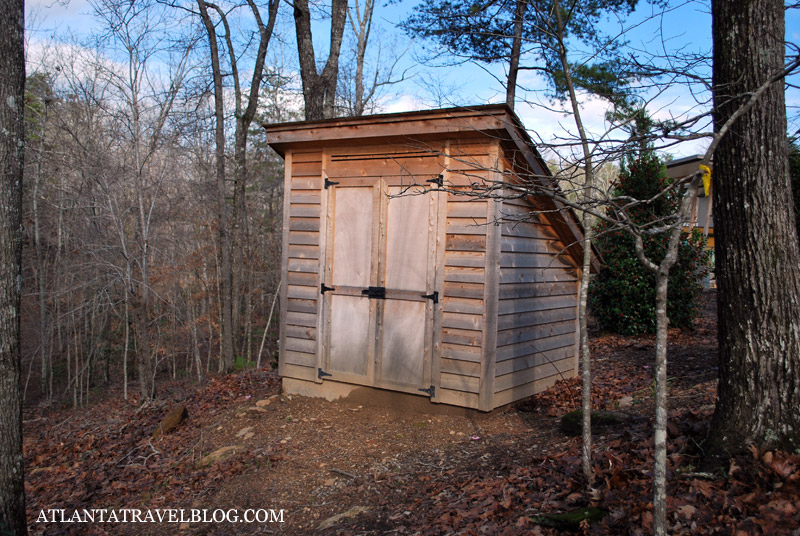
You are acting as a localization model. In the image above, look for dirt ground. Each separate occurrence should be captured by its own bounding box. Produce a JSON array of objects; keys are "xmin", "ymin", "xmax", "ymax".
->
[{"xmin": 24, "ymin": 292, "xmax": 800, "ymax": 535}]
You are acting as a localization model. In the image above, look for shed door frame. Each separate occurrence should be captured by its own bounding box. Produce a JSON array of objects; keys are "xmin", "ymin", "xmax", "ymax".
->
[{"xmin": 318, "ymin": 177, "xmax": 440, "ymax": 397}]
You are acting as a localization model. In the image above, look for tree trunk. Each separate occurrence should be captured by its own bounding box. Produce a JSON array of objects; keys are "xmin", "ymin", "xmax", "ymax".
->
[
  {"xmin": 294, "ymin": 0, "xmax": 348, "ymax": 120},
  {"xmin": 708, "ymin": 0, "xmax": 800, "ymax": 452},
  {"xmin": 0, "ymin": 0, "xmax": 28, "ymax": 532},
  {"xmin": 505, "ymin": 0, "xmax": 526, "ymax": 110},
  {"xmin": 197, "ymin": 0, "xmax": 235, "ymax": 372}
]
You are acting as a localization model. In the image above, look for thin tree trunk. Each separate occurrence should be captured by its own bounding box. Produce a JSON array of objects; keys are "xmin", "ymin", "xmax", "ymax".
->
[
  {"xmin": 0, "ymin": 0, "xmax": 27, "ymax": 530},
  {"xmin": 197, "ymin": 0, "xmax": 235, "ymax": 371},
  {"xmin": 33, "ymin": 99, "xmax": 49, "ymax": 398},
  {"xmin": 553, "ymin": 0, "xmax": 594, "ymax": 484}
]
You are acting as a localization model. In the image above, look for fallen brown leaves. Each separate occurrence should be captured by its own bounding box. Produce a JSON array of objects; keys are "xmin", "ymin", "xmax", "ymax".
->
[{"xmin": 24, "ymin": 371, "xmax": 281, "ymax": 535}]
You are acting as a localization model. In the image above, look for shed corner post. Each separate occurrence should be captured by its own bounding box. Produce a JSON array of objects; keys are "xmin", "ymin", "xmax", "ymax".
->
[
  {"xmin": 315, "ymin": 147, "xmax": 331, "ymax": 384},
  {"xmin": 478, "ymin": 141, "xmax": 502, "ymax": 412}
]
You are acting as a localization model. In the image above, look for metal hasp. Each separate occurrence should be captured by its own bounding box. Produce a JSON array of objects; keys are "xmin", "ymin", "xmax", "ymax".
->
[
  {"xmin": 426, "ymin": 174, "xmax": 444, "ymax": 187},
  {"xmin": 324, "ymin": 178, "xmax": 340, "ymax": 189},
  {"xmin": 419, "ymin": 385, "xmax": 435, "ymax": 397},
  {"xmin": 320, "ymin": 283, "xmax": 335, "ymax": 294},
  {"xmin": 361, "ymin": 286, "xmax": 386, "ymax": 299},
  {"xmin": 421, "ymin": 291, "xmax": 439, "ymax": 304},
  {"xmin": 318, "ymin": 368, "xmax": 332, "ymax": 379}
]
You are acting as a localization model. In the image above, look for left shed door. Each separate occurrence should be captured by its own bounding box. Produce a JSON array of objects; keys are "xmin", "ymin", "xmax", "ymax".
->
[{"xmin": 324, "ymin": 185, "xmax": 377, "ymax": 381}]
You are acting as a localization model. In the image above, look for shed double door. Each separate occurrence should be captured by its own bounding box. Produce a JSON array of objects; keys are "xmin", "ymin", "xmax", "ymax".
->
[{"xmin": 321, "ymin": 180, "xmax": 438, "ymax": 395}]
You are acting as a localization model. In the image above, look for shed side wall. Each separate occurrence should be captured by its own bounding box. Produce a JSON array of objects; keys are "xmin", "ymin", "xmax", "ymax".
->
[
  {"xmin": 282, "ymin": 150, "xmax": 323, "ymax": 382},
  {"xmin": 493, "ymin": 192, "xmax": 579, "ymax": 406}
]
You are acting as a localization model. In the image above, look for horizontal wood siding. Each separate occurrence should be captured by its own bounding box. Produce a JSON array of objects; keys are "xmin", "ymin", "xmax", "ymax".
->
[
  {"xmin": 494, "ymin": 196, "xmax": 578, "ymax": 402},
  {"xmin": 282, "ymin": 150, "xmax": 323, "ymax": 381},
  {"xmin": 438, "ymin": 142, "xmax": 493, "ymax": 401}
]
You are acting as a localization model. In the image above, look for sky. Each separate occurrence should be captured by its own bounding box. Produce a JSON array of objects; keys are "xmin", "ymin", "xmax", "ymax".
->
[{"xmin": 25, "ymin": 0, "xmax": 800, "ymax": 160}]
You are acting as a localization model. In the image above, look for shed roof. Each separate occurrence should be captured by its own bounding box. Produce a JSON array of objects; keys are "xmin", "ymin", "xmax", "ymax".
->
[{"xmin": 264, "ymin": 104, "xmax": 594, "ymax": 270}]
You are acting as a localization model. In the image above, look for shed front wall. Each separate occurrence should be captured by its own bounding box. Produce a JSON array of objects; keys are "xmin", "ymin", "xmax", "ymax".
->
[{"xmin": 278, "ymin": 135, "xmax": 579, "ymax": 410}]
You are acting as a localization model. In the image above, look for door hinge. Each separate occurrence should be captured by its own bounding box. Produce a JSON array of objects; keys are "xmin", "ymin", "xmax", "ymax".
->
[
  {"xmin": 421, "ymin": 291, "xmax": 439, "ymax": 304},
  {"xmin": 426, "ymin": 174, "xmax": 444, "ymax": 187},
  {"xmin": 419, "ymin": 385, "xmax": 435, "ymax": 397},
  {"xmin": 324, "ymin": 178, "xmax": 339, "ymax": 189},
  {"xmin": 318, "ymin": 368, "xmax": 332, "ymax": 379},
  {"xmin": 361, "ymin": 286, "xmax": 386, "ymax": 299},
  {"xmin": 320, "ymin": 283, "xmax": 335, "ymax": 294}
]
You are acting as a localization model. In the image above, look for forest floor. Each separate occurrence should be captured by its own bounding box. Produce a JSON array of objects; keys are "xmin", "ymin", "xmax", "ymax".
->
[{"xmin": 22, "ymin": 292, "xmax": 800, "ymax": 535}]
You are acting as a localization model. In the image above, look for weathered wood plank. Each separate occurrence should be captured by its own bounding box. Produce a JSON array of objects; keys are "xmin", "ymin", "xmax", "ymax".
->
[
  {"xmin": 499, "ymin": 268, "xmax": 578, "ymax": 285},
  {"xmin": 441, "ymin": 342, "xmax": 482, "ymax": 362},
  {"xmin": 498, "ymin": 281, "xmax": 576, "ymax": 300},
  {"xmin": 286, "ymin": 271, "xmax": 317, "ymax": 286},
  {"xmin": 440, "ymin": 372, "xmax": 480, "ymax": 393},
  {"xmin": 291, "ymin": 177, "xmax": 323, "ymax": 190},
  {"xmin": 492, "ymin": 374, "xmax": 564, "ymax": 407},
  {"xmin": 287, "ymin": 258, "xmax": 318, "ymax": 273},
  {"xmin": 437, "ymin": 389, "xmax": 480, "ymax": 409},
  {"xmin": 286, "ymin": 324, "xmax": 316, "ymax": 341},
  {"xmin": 501, "ymin": 222, "xmax": 552, "ymax": 239},
  {"xmin": 287, "ymin": 284, "xmax": 319, "ymax": 300},
  {"xmin": 494, "ymin": 346, "xmax": 575, "ymax": 377},
  {"xmin": 443, "ymin": 281, "xmax": 484, "ymax": 299},
  {"xmin": 286, "ymin": 298, "xmax": 318, "ymax": 314},
  {"xmin": 289, "ymin": 217, "xmax": 320, "ymax": 232},
  {"xmin": 444, "ymin": 266, "xmax": 485, "ymax": 284},
  {"xmin": 288, "ymin": 231, "xmax": 319, "ymax": 246},
  {"xmin": 498, "ymin": 294, "xmax": 576, "ymax": 316},
  {"xmin": 497, "ymin": 306, "xmax": 576, "ymax": 331},
  {"xmin": 446, "ymin": 218, "xmax": 488, "ymax": 236},
  {"xmin": 496, "ymin": 332, "xmax": 577, "ymax": 362},
  {"xmin": 288, "ymin": 245, "xmax": 320, "ymax": 260},
  {"xmin": 284, "ymin": 350, "xmax": 316, "ymax": 367},
  {"xmin": 292, "ymin": 151, "xmax": 322, "ymax": 163},
  {"xmin": 285, "ymin": 311, "xmax": 316, "ymax": 327},
  {"xmin": 446, "ymin": 234, "xmax": 486, "ymax": 252},
  {"xmin": 496, "ymin": 318, "xmax": 576, "ymax": 347},
  {"xmin": 442, "ymin": 296, "xmax": 484, "ymax": 315},
  {"xmin": 447, "ymin": 201, "xmax": 487, "ymax": 219},
  {"xmin": 494, "ymin": 357, "xmax": 575, "ymax": 392},
  {"xmin": 282, "ymin": 362, "xmax": 317, "ymax": 382},
  {"xmin": 445, "ymin": 251, "xmax": 485, "ymax": 268},
  {"xmin": 290, "ymin": 192, "xmax": 321, "ymax": 204},
  {"xmin": 500, "ymin": 236, "xmax": 555, "ymax": 254},
  {"xmin": 442, "ymin": 311, "xmax": 483, "ymax": 331},
  {"xmin": 289, "ymin": 204, "xmax": 321, "ymax": 218},
  {"xmin": 500, "ymin": 253, "xmax": 571, "ymax": 269},
  {"xmin": 292, "ymin": 161, "xmax": 322, "ymax": 177},
  {"xmin": 284, "ymin": 336, "xmax": 316, "ymax": 353},
  {"xmin": 442, "ymin": 327, "xmax": 482, "ymax": 346},
  {"xmin": 441, "ymin": 358, "xmax": 481, "ymax": 377}
]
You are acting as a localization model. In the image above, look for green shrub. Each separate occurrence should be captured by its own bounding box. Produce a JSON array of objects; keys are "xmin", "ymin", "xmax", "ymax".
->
[{"xmin": 589, "ymin": 151, "xmax": 710, "ymax": 335}]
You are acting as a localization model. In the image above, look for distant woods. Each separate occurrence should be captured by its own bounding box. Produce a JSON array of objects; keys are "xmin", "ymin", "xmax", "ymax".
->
[{"xmin": 21, "ymin": 0, "xmax": 399, "ymax": 405}]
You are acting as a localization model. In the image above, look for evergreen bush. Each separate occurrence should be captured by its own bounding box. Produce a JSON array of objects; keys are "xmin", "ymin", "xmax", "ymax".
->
[{"xmin": 589, "ymin": 151, "xmax": 710, "ymax": 335}]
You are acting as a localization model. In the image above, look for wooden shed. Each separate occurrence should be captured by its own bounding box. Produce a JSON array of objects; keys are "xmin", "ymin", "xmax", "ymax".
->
[{"xmin": 266, "ymin": 104, "xmax": 588, "ymax": 411}]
